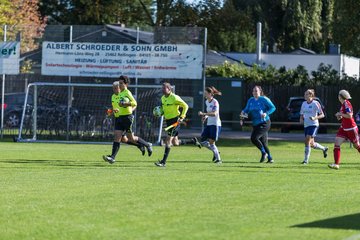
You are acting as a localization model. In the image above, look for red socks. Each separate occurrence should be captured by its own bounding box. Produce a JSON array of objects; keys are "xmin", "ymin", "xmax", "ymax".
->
[{"xmin": 334, "ymin": 145, "xmax": 340, "ymax": 165}]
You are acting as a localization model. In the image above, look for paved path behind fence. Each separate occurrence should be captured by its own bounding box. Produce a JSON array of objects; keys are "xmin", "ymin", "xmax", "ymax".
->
[{"xmin": 180, "ymin": 128, "xmax": 336, "ymax": 143}]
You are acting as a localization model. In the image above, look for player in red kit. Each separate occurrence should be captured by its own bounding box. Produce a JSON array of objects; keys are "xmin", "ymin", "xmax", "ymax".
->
[{"xmin": 329, "ymin": 90, "xmax": 360, "ymax": 169}]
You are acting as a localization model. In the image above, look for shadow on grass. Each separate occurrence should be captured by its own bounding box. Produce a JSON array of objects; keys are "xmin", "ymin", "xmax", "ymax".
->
[
  {"xmin": 217, "ymin": 139, "xmax": 298, "ymax": 147},
  {"xmin": 0, "ymin": 159, "xmax": 110, "ymax": 168},
  {"xmin": 292, "ymin": 213, "xmax": 360, "ymax": 230}
]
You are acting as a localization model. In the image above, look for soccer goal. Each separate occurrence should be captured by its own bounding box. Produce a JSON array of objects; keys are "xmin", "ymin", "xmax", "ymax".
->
[{"xmin": 17, "ymin": 82, "xmax": 165, "ymax": 144}]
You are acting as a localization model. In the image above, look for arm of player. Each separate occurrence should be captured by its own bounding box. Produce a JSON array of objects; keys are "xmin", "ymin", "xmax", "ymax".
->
[
  {"xmin": 336, "ymin": 111, "xmax": 352, "ymax": 119},
  {"xmin": 241, "ymin": 98, "xmax": 251, "ymax": 115},
  {"xmin": 120, "ymin": 91, "xmax": 137, "ymax": 108},
  {"xmin": 175, "ymin": 95, "xmax": 188, "ymax": 119},
  {"xmin": 199, "ymin": 102, "xmax": 218, "ymax": 117},
  {"xmin": 300, "ymin": 115, "xmax": 304, "ymax": 124},
  {"xmin": 310, "ymin": 101, "xmax": 324, "ymax": 120},
  {"xmin": 264, "ymin": 96, "xmax": 276, "ymax": 117},
  {"xmin": 111, "ymin": 100, "xmax": 119, "ymax": 113}
]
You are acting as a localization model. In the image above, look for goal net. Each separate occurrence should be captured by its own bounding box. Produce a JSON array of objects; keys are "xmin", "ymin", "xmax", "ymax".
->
[{"xmin": 17, "ymin": 82, "xmax": 165, "ymax": 144}]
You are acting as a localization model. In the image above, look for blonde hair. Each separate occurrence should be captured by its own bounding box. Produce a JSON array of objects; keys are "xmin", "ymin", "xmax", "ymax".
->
[
  {"xmin": 306, "ymin": 89, "xmax": 315, "ymax": 98},
  {"xmin": 339, "ymin": 89, "xmax": 352, "ymax": 100},
  {"xmin": 113, "ymin": 81, "xmax": 119, "ymax": 87}
]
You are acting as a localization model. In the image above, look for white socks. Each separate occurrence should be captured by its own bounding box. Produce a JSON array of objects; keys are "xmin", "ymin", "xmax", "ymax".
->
[
  {"xmin": 313, "ymin": 142, "xmax": 326, "ymax": 151},
  {"xmin": 304, "ymin": 146, "xmax": 311, "ymax": 162}
]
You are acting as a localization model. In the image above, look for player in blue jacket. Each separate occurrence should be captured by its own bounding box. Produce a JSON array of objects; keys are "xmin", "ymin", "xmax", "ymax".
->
[{"xmin": 241, "ymin": 86, "xmax": 276, "ymax": 163}]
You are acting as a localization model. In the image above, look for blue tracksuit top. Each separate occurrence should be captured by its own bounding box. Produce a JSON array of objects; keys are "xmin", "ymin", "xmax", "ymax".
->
[{"xmin": 242, "ymin": 96, "xmax": 276, "ymax": 126}]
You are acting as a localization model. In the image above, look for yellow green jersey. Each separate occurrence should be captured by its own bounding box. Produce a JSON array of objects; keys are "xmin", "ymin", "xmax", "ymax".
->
[
  {"xmin": 161, "ymin": 93, "xmax": 188, "ymax": 120},
  {"xmin": 111, "ymin": 89, "xmax": 137, "ymax": 117}
]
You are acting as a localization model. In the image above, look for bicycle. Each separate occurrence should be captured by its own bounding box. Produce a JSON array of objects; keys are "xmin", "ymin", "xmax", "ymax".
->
[
  {"xmin": 137, "ymin": 112, "xmax": 153, "ymax": 141},
  {"xmin": 78, "ymin": 113, "xmax": 96, "ymax": 138},
  {"xmin": 101, "ymin": 107, "xmax": 114, "ymax": 139}
]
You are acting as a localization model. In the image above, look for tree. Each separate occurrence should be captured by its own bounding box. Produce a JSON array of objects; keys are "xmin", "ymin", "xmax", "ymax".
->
[
  {"xmin": 39, "ymin": 0, "xmax": 153, "ymax": 26},
  {"xmin": 0, "ymin": 0, "xmax": 46, "ymax": 52},
  {"xmin": 333, "ymin": 0, "xmax": 360, "ymax": 57}
]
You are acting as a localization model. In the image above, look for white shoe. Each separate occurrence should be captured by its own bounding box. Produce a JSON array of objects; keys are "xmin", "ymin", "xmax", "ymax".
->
[{"xmin": 328, "ymin": 163, "xmax": 339, "ymax": 170}]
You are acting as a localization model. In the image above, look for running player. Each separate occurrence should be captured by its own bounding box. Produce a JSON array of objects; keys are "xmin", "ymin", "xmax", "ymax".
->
[
  {"xmin": 329, "ymin": 90, "xmax": 360, "ymax": 169},
  {"xmin": 154, "ymin": 82, "xmax": 201, "ymax": 167},
  {"xmin": 241, "ymin": 86, "xmax": 276, "ymax": 163},
  {"xmin": 103, "ymin": 75, "xmax": 152, "ymax": 164},
  {"xmin": 198, "ymin": 86, "xmax": 222, "ymax": 164},
  {"xmin": 300, "ymin": 89, "xmax": 328, "ymax": 164}
]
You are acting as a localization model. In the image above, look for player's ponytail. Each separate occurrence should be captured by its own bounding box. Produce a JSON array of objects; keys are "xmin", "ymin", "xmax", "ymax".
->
[{"xmin": 206, "ymin": 86, "xmax": 222, "ymax": 96}]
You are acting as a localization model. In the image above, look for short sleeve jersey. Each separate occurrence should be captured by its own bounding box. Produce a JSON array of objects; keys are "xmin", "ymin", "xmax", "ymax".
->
[
  {"xmin": 111, "ymin": 89, "xmax": 137, "ymax": 117},
  {"xmin": 205, "ymin": 98, "xmax": 221, "ymax": 126},
  {"xmin": 340, "ymin": 99, "xmax": 357, "ymax": 130},
  {"xmin": 300, "ymin": 100, "xmax": 323, "ymax": 128}
]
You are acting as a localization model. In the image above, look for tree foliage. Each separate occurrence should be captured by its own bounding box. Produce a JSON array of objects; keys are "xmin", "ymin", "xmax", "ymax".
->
[
  {"xmin": 0, "ymin": 0, "xmax": 46, "ymax": 52},
  {"xmin": 333, "ymin": 0, "xmax": 360, "ymax": 57},
  {"xmin": 206, "ymin": 62, "xmax": 358, "ymax": 86},
  {"xmin": 39, "ymin": 0, "xmax": 153, "ymax": 26}
]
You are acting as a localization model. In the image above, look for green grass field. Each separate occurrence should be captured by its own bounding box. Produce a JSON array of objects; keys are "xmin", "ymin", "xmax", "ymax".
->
[{"xmin": 1, "ymin": 139, "xmax": 360, "ymax": 240}]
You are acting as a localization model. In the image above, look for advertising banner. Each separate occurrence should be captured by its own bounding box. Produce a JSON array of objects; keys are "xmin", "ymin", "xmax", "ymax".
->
[
  {"xmin": 42, "ymin": 42, "xmax": 203, "ymax": 79},
  {"xmin": 0, "ymin": 41, "xmax": 20, "ymax": 75}
]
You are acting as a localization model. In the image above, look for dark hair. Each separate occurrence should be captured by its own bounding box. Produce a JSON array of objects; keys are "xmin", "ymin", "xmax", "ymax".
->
[
  {"xmin": 205, "ymin": 86, "xmax": 222, "ymax": 96},
  {"xmin": 119, "ymin": 75, "xmax": 130, "ymax": 85},
  {"xmin": 253, "ymin": 85, "xmax": 264, "ymax": 96},
  {"xmin": 162, "ymin": 82, "xmax": 172, "ymax": 92}
]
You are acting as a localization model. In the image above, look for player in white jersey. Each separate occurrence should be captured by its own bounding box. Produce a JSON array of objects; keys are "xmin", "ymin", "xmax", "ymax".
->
[
  {"xmin": 300, "ymin": 89, "xmax": 328, "ymax": 164},
  {"xmin": 198, "ymin": 86, "xmax": 222, "ymax": 163}
]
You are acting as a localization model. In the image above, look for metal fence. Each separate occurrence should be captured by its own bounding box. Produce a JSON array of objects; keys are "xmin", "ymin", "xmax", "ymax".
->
[{"xmin": 0, "ymin": 25, "xmax": 207, "ymax": 140}]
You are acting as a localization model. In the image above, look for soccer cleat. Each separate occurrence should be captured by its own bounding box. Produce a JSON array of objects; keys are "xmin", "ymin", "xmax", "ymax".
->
[
  {"xmin": 103, "ymin": 155, "xmax": 115, "ymax": 164},
  {"xmin": 154, "ymin": 161, "xmax": 166, "ymax": 167},
  {"xmin": 138, "ymin": 145, "xmax": 146, "ymax": 156},
  {"xmin": 193, "ymin": 137, "xmax": 202, "ymax": 149},
  {"xmin": 212, "ymin": 151, "xmax": 221, "ymax": 162},
  {"xmin": 323, "ymin": 147, "xmax": 328, "ymax": 158},
  {"xmin": 146, "ymin": 143, "xmax": 153, "ymax": 157},
  {"xmin": 302, "ymin": 160, "xmax": 308, "ymax": 164},
  {"xmin": 266, "ymin": 159, "xmax": 274, "ymax": 164},
  {"xmin": 260, "ymin": 153, "xmax": 268, "ymax": 163},
  {"xmin": 328, "ymin": 163, "xmax": 339, "ymax": 170},
  {"xmin": 214, "ymin": 159, "xmax": 222, "ymax": 164}
]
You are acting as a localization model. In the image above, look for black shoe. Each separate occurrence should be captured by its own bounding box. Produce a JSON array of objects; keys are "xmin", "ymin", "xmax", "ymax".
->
[
  {"xmin": 154, "ymin": 161, "xmax": 166, "ymax": 167},
  {"xmin": 138, "ymin": 145, "xmax": 146, "ymax": 156},
  {"xmin": 323, "ymin": 147, "xmax": 328, "ymax": 158},
  {"xmin": 266, "ymin": 159, "xmax": 274, "ymax": 164},
  {"xmin": 260, "ymin": 153, "xmax": 268, "ymax": 163},
  {"xmin": 214, "ymin": 159, "xmax": 222, "ymax": 164},
  {"xmin": 192, "ymin": 137, "xmax": 202, "ymax": 149},
  {"xmin": 103, "ymin": 155, "xmax": 115, "ymax": 164},
  {"xmin": 146, "ymin": 143, "xmax": 153, "ymax": 157}
]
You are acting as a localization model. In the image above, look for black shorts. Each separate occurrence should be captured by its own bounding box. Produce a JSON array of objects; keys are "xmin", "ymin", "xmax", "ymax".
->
[
  {"xmin": 114, "ymin": 114, "xmax": 134, "ymax": 132},
  {"xmin": 166, "ymin": 117, "xmax": 180, "ymax": 137}
]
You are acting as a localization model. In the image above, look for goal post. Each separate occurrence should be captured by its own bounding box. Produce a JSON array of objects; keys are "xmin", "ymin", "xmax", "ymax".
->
[{"xmin": 17, "ymin": 82, "xmax": 166, "ymax": 144}]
